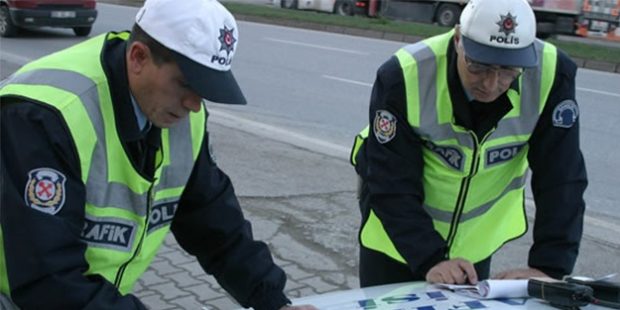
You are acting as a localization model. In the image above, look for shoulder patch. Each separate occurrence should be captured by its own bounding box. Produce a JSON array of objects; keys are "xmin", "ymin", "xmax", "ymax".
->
[
  {"xmin": 373, "ymin": 110, "xmax": 397, "ymax": 144},
  {"xmin": 552, "ymin": 100, "xmax": 579, "ymax": 128},
  {"xmin": 24, "ymin": 168, "xmax": 67, "ymax": 215}
]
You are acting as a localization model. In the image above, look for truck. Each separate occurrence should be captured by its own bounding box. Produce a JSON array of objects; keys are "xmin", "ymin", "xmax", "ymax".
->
[
  {"xmin": 363, "ymin": 0, "xmax": 583, "ymax": 37},
  {"xmin": 277, "ymin": 0, "xmax": 371, "ymax": 16},
  {"xmin": 277, "ymin": 0, "xmax": 620, "ymax": 38},
  {"xmin": 577, "ymin": 0, "xmax": 620, "ymax": 40}
]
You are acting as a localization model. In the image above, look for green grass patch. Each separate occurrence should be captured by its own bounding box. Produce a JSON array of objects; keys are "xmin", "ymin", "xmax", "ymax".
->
[
  {"xmin": 547, "ymin": 39, "xmax": 620, "ymax": 63},
  {"xmin": 223, "ymin": 2, "xmax": 620, "ymax": 64},
  {"xmin": 223, "ymin": 2, "xmax": 449, "ymax": 37}
]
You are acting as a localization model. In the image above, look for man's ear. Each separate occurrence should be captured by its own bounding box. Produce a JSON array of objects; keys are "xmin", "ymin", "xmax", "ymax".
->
[
  {"xmin": 454, "ymin": 25, "xmax": 461, "ymax": 47},
  {"xmin": 126, "ymin": 41, "xmax": 151, "ymax": 74}
]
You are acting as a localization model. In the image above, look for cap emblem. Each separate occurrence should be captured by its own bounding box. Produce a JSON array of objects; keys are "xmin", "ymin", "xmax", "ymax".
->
[
  {"xmin": 496, "ymin": 13, "xmax": 518, "ymax": 36},
  {"xmin": 490, "ymin": 12, "xmax": 520, "ymax": 45},
  {"xmin": 218, "ymin": 26, "xmax": 236, "ymax": 56}
]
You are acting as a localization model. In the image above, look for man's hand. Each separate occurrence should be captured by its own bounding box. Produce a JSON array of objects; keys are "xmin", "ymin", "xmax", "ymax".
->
[
  {"xmin": 493, "ymin": 267, "xmax": 549, "ymax": 279},
  {"xmin": 279, "ymin": 304, "xmax": 319, "ymax": 310},
  {"xmin": 425, "ymin": 258, "xmax": 478, "ymax": 284}
]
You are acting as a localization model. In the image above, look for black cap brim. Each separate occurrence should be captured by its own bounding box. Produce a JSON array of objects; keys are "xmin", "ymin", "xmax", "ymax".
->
[
  {"xmin": 462, "ymin": 35, "xmax": 538, "ymax": 68},
  {"xmin": 172, "ymin": 51, "xmax": 247, "ymax": 105}
]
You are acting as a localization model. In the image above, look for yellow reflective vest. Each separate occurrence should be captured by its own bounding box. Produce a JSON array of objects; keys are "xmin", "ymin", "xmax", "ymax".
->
[
  {"xmin": 0, "ymin": 32, "xmax": 206, "ymax": 296},
  {"xmin": 352, "ymin": 30, "xmax": 557, "ymax": 265}
]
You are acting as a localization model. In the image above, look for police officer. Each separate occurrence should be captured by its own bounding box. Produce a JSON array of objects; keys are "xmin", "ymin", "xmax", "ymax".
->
[
  {"xmin": 351, "ymin": 0, "xmax": 587, "ymax": 286},
  {"xmin": 0, "ymin": 0, "xmax": 316, "ymax": 309}
]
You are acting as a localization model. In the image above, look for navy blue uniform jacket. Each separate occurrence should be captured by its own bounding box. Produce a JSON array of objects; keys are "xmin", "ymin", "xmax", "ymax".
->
[
  {"xmin": 355, "ymin": 37, "xmax": 588, "ymax": 279},
  {"xmin": 1, "ymin": 36, "xmax": 290, "ymax": 310}
]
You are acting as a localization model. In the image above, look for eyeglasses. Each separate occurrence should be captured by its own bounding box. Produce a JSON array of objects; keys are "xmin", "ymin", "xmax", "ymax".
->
[{"xmin": 464, "ymin": 55, "xmax": 523, "ymax": 81}]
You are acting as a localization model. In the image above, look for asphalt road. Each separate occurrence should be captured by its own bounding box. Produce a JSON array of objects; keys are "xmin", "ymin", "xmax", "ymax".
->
[{"xmin": 1, "ymin": 3, "xmax": 619, "ymax": 308}]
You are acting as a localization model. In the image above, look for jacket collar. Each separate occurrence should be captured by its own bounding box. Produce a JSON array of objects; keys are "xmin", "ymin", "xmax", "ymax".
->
[{"xmin": 102, "ymin": 33, "xmax": 148, "ymax": 143}]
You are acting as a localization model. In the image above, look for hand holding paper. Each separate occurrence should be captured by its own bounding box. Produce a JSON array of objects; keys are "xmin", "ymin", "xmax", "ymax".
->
[{"xmin": 435, "ymin": 279, "xmax": 529, "ymax": 299}]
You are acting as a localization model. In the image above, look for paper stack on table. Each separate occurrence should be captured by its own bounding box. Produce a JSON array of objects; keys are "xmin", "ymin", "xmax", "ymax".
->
[{"xmin": 435, "ymin": 279, "xmax": 529, "ymax": 299}]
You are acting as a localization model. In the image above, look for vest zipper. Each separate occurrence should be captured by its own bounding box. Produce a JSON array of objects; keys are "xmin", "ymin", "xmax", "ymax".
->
[
  {"xmin": 113, "ymin": 182, "xmax": 155, "ymax": 288},
  {"xmin": 444, "ymin": 129, "xmax": 495, "ymax": 256}
]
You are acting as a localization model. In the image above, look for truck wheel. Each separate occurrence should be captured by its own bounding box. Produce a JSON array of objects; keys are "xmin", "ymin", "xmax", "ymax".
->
[
  {"xmin": 436, "ymin": 3, "xmax": 462, "ymax": 27},
  {"xmin": 0, "ymin": 5, "xmax": 19, "ymax": 37},
  {"xmin": 280, "ymin": 0, "xmax": 297, "ymax": 9},
  {"xmin": 73, "ymin": 26, "xmax": 92, "ymax": 37},
  {"xmin": 334, "ymin": 0, "xmax": 354, "ymax": 16}
]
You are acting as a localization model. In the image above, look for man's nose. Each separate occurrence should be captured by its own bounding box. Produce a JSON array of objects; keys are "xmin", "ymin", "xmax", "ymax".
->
[
  {"xmin": 183, "ymin": 93, "xmax": 202, "ymax": 112},
  {"xmin": 481, "ymin": 70, "xmax": 500, "ymax": 89}
]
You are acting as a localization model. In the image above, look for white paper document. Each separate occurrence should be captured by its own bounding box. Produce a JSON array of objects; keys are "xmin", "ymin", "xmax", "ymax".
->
[{"xmin": 435, "ymin": 279, "xmax": 529, "ymax": 299}]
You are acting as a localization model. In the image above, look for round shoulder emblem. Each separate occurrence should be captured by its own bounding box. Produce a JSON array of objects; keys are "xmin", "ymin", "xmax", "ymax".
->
[
  {"xmin": 24, "ymin": 168, "xmax": 67, "ymax": 215},
  {"xmin": 552, "ymin": 99, "xmax": 579, "ymax": 128},
  {"xmin": 373, "ymin": 110, "xmax": 397, "ymax": 144}
]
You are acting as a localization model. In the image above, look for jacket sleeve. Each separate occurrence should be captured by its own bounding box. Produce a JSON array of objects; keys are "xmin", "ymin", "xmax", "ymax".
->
[
  {"xmin": 170, "ymin": 117, "xmax": 290, "ymax": 310},
  {"xmin": 0, "ymin": 101, "xmax": 146, "ymax": 309},
  {"xmin": 358, "ymin": 57, "xmax": 447, "ymax": 277},
  {"xmin": 527, "ymin": 50, "xmax": 588, "ymax": 279}
]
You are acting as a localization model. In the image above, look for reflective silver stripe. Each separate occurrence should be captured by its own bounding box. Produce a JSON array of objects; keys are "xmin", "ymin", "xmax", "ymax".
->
[
  {"xmin": 432, "ymin": 123, "xmax": 473, "ymax": 148},
  {"xmin": 4, "ymin": 68, "xmax": 195, "ymax": 216},
  {"xmin": 402, "ymin": 43, "xmax": 473, "ymax": 148},
  {"xmin": 153, "ymin": 196, "xmax": 182, "ymax": 206},
  {"xmin": 4, "ymin": 69, "xmax": 149, "ymax": 214},
  {"xmin": 423, "ymin": 173, "xmax": 528, "ymax": 223},
  {"xmin": 3, "ymin": 68, "xmax": 95, "ymax": 97},
  {"xmin": 156, "ymin": 120, "xmax": 195, "ymax": 191},
  {"xmin": 406, "ymin": 43, "xmax": 437, "ymax": 131},
  {"xmin": 0, "ymin": 74, "xmax": 15, "ymax": 89},
  {"xmin": 493, "ymin": 40, "xmax": 545, "ymax": 138},
  {"xmin": 402, "ymin": 40, "xmax": 547, "ymax": 147}
]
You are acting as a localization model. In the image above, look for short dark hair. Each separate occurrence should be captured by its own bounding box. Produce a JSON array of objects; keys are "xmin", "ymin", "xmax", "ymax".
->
[{"xmin": 127, "ymin": 24, "xmax": 174, "ymax": 65}]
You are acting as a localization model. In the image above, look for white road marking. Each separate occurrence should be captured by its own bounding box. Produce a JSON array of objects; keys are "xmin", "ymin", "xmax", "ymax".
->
[
  {"xmin": 577, "ymin": 87, "xmax": 620, "ymax": 98},
  {"xmin": 264, "ymin": 37, "xmax": 369, "ymax": 55},
  {"xmin": 323, "ymin": 75, "xmax": 373, "ymax": 87},
  {"xmin": 578, "ymin": 67, "xmax": 620, "ymax": 77},
  {"xmin": 0, "ymin": 53, "xmax": 31, "ymax": 66},
  {"xmin": 322, "ymin": 75, "xmax": 620, "ymax": 99}
]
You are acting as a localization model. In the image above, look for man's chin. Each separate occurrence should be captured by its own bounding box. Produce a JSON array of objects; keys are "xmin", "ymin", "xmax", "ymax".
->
[
  {"xmin": 474, "ymin": 93, "xmax": 501, "ymax": 103},
  {"xmin": 151, "ymin": 119, "xmax": 173, "ymax": 128},
  {"xmin": 153, "ymin": 114, "xmax": 185, "ymax": 128}
]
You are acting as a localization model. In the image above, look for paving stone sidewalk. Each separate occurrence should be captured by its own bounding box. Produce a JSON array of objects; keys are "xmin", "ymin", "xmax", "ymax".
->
[
  {"xmin": 135, "ymin": 203, "xmax": 358, "ymax": 310},
  {"xmin": 135, "ymin": 119, "xmax": 620, "ymax": 309},
  {"xmin": 135, "ymin": 122, "xmax": 360, "ymax": 310}
]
